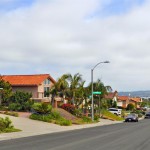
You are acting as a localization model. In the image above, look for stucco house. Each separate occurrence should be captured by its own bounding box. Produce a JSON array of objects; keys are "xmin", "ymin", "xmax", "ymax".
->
[
  {"xmin": 117, "ymin": 96, "xmax": 129, "ymax": 108},
  {"xmin": 117, "ymin": 96, "xmax": 142, "ymax": 108},
  {"xmin": 2, "ymin": 74, "xmax": 56, "ymax": 102},
  {"xmin": 104, "ymin": 91, "xmax": 142, "ymax": 108},
  {"xmin": 104, "ymin": 91, "xmax": 118, "ymax": 102}
]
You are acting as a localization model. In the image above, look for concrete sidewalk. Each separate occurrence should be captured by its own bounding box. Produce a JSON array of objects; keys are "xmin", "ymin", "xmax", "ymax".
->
[{"xmin": 0, "ymin": 114, "xmax": 123, "ymax": 141}]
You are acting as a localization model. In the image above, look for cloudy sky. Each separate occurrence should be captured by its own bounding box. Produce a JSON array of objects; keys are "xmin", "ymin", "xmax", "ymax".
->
[{"xmin": 0, "ymin": 0, "xmax": 150, "ymax": 91}]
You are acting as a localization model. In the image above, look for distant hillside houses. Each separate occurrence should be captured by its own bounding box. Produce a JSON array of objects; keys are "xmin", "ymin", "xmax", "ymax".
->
[{"xmin": 105, "ymin": 91, "xmax": 142, "ymax": 109}]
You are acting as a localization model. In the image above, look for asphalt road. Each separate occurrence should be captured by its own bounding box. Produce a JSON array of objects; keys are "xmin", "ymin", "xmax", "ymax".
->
[{"xmin": 0, "ymin": 119, "xmax": 150, "ymax": 150}]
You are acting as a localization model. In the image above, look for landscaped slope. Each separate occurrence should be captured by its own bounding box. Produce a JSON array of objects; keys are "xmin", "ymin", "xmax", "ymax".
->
[
  {"xmin": 54, "ymin": 108, "xmax": 80, "ymax": 123},
  {"xmin": 101, "ymin": 110, "xmax": 124, "ymax": 121}
]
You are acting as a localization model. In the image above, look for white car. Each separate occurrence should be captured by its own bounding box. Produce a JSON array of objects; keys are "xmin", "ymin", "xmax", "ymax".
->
[{"xmin": 108, "ymin": 108, "xmax": 122, "ymax": 115}]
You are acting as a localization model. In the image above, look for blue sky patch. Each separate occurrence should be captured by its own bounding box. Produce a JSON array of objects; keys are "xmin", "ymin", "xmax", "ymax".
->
[
  {"xmin": 0, "ymin": 0, "xmax": 35, "ymax": 12},
  {"xmin": 88, "ymin": 0, "xmax": 145, "ymax": 19}
]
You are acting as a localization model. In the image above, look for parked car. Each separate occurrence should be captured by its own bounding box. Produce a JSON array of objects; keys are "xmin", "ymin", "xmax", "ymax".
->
[
  {"xmin": 144, "ymin": 112, "xmax": 150, "ymax": 119},
  {"xmin": 108, "ymin": 108, "xmax": 122, "ymax": 115},
  {"xmin": 125, "ymin": 113, "xmax": 138, "ymax": 122}
]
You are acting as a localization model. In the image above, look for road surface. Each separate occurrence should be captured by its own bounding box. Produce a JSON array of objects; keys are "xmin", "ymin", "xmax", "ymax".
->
[{"xmin": 0, "ymin": 119, "xmax": 150, "ymax": 150}]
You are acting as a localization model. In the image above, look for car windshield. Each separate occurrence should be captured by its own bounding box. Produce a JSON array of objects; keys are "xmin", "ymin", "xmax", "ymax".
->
[
  {"xmin": 127, "ymin": 114, "xmax": 135, "ymax": 117},
  {"xmin": 109, "ymin": 109, "xmax": 118, "ymax": 111}
]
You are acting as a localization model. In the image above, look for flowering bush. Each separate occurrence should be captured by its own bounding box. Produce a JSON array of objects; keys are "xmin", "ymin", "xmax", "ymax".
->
[{"xmin": 61, "ymin": 104, "xmax": 75, "ymax": 114}]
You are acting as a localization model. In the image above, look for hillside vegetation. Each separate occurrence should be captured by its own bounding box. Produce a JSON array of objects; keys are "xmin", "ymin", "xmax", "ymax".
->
[{"xmin": 101, "ymin": 110, "xmax": 124, "ymax": 121}]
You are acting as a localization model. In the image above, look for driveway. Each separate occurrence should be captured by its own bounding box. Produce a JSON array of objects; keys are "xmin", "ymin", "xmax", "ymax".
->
[{"xmin": 0, "ymin": 114, "xmax": 123, "ymax": 141}]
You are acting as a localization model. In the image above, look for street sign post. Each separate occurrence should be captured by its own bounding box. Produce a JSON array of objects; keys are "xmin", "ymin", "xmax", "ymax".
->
[
  {"xmin": 92, "ymin": 91, "xmax": 102, "ymax": 118},
  {"xmin": 93, "ymin": 91, "xmax": 101, "ymax": 95}
]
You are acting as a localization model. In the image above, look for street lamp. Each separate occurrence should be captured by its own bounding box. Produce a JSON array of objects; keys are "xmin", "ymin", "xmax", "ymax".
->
[{"xmin": 91, "ymin": 61, "xmax": 110, "ymax": 121}]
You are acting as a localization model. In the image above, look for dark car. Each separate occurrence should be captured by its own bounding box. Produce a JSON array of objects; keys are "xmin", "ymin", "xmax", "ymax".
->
[
  {"xmin": 145, "ymin": 112, "xmax": 150, "ymax": 119},
  {"xmin": 125, "ymin": 114, "xmax": 138, "ymax": 122}
]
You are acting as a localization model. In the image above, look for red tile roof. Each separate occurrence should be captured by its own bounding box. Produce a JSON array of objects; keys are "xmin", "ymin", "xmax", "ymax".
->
[
  {"xmin": 104, "ymin": 91, "xmax": 118, "ymax": 99},
  {"xmin": 2, "ymin": 74, "xmax": 56, "ymax": 86},
  {"xmin": 130, "ymin": 97, "xmax": 141, "ymax": 102},
  {"xmin": 118, "ymin": 96, "xmax": 129, "ymax": 101},
  {"xmin": 118, "ymin": 96, "xmax": 142, "ymax": 102},
  {"xmin": 105, "ymin": 93, "xmax": 115, "ymax": 99}
]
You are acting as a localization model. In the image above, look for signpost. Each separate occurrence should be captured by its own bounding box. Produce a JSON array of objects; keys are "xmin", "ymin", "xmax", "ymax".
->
[
  {"xmin": 92, "ymin": 91, "xmax": 101, "ymax": 118},
  {"xmin": 93, "ymin": 91, "xmax": 101, "ymax": 95}
]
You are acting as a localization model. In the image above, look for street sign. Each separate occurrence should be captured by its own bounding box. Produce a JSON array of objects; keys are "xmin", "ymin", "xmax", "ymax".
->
[{"xmin": 93, "ymin": 91, "xmax": 101, "ymax": 95}]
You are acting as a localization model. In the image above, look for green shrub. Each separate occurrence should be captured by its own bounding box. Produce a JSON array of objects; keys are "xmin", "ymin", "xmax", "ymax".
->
[
  {"xmin": 0, "ymin": 77, "xmax": 12, "ymax": 106},
  {"xmin": 51, "ymin": 110, "xmax": 61, "ymax": 120},
  {"xmin": 30, "ymin": 110, "xmax": 72, "ymax": 126},
  {"xmin": 0, "ymin": 116, "xmax": 21, "ymax": 133},
  {"xmin": 94, "ymin": 114, "xmax": 100, "ymax": 122},
  {"xmin": 55, "ymin": 118, "xmax": 72, "ymax": 126},
  {"xmin": 23, "ymin": 100, "xmax": 34, "ymax": 111},
  {"xmin": 82, "ymin": 116, "xmax": 92, "ymax": 123},
  {"xmin": 74, "ymin": 109, "xmax": 82, "ymax": 117},
  {"xmin": 32, "ymin": 103, "xmax": 52, "ymax": 114},
  {"xmin": 29, "ymin": 114, "xmax": 53, "ymax": 122},
  {"xmin": 2, "ymin": 128, "xmax": 21, "ymax": 133},
  {"xmin": 0, "ymin": 106, "xmax": 8, "ymax": 111},
  {"xmin": 8, "ymin": 103, "xmax": 21, "ymax": 111},
  {"xmin": 127, "ymin": 103, "xmax": 135, "ymax": 111},
  {"xmin": 4, "ymin": 111, "xmax": 19, "ymax": 117},
  {"xmin": 9, "ymin": 91, "xmax": 33, "ymax": 111},
  {"xmin": 0, "ymin": 117, "xmax": 13, "ymax": 132}
]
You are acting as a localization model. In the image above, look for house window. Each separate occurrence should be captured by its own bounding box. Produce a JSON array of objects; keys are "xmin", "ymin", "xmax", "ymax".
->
[
  {"xmin": 44, "ymin": 79, "xmax": 50, "ymax": 85},
  {"xmin": 44, "ymin": 87, "xmax": 50, "ymax": 97}
]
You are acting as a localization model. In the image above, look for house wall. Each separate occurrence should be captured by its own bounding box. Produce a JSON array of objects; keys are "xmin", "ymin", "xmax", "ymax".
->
[
  {"xmin": 11, "ymin": 78, "xmax": 55, "ymax": 100},
  {"xmin": 12, "ymin": 86, "xmax": 38, "ymax": 98},
  {"xmin": 38, "ymin": 84, "xmax": 44, "ymax": 99},
  {"xmin": 117, "ymin": 101, "xmax": 123, "ymax": 107},
  {"xmin": 113, "ymin": 96, "xmax": 117, "ymax": 102},
  {"xmin": 37, "ymin": 79, "xmax": 55, "ymax": 99}
]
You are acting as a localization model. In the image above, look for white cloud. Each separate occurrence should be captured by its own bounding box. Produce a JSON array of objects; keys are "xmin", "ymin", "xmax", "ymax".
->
[{"xmin": 0, "ymin": 0, "xmax": 150, "ymax": 91}]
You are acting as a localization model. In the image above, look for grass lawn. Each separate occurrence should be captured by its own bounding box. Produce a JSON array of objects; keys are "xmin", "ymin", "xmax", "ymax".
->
[
  {"xmin": 0, "ymin": 116, "xmax": 21, "ymax": 134},
  {"xmin": 0, "ymin": 128, "xmax": 21, "ymax": 133},
  {"xmin": 101, "ymin": 109, "xmax": 124, "ymax": 121}
]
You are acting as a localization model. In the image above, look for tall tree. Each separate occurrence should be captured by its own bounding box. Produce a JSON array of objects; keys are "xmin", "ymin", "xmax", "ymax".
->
[
  {"xmin": 88, "ymin": 79, "xmax": 112, "ymax": 111},
  {"xmin": 66, "ymin": 73, "xmax": 83, "ymax": 105},
  {"xmin": 50, "ymin": 74, "xmax": 69, "ymax": 106},
  {"xmin": 0, "ymin": 76, "xmax": 12, "ymax": 106},
  {"xmin": 73, "ymin": 80, "xmax": 86, "ymax": 108}
]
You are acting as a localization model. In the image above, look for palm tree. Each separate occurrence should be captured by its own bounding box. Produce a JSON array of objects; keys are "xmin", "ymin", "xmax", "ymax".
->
[
  {"xmin": 88, "ymin": 79, "xmax": 112, "ymax": 114},
  {"xmin": 50, "ymin": 74, "xmax": 69, "ymax": 106},
  {"xmin": 56, "ymin": 74, "xmax": 69, "ymax": 102},
  {"xmin": 88, "ymin": 79, "xmax": 112, "ymax": 98},
  {"xmin": 49, "ymin": 83, "xmax": 58, "ymax": 106},
  {"xmin": 73, "ymin": 80, "xmax": 86, "ymax": 108},
  {"xmin": 66, "ymin": 73, "xmax": 83, "ymax": 105}
]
